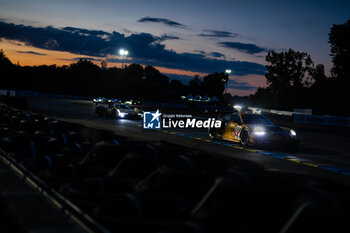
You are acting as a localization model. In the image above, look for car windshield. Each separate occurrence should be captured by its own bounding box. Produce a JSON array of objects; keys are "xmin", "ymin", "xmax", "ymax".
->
[{"xmin": 241, "ymin": 114, "xmax": 274, "ymax": 125}]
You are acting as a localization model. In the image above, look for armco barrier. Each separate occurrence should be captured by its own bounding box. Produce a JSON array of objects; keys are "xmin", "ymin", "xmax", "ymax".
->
[
  {"xmin": 293, "ymin": 108, "xmax": 312, "ymax": 114},
  {"xmin": 0, "ymin": 89, "xmax": 16, "ymax": 96},
  {"xmin": 248, "ymin": 107, "xmax": 312, "ymax": 116},
  {"xmin": 293, "ymin": 114, "xmax": 350, "ymax": 127},
  {"xmin": 0, "ymin": 89, "xmax": 91, "ymax": 100},
  {"xmin": 1, "ymin": 89, "xmax": 38, "ymax": 97},
  {"xmin": 248, "ymin": 107, "xmax": 295, "ymax": 116},
  {"xmin": 14, "ymin": 90, "xmax": 39, "ymax": 97},
  {"xmin": 248, "ymin": 106, "xmax": 349, "ymax": 127}
]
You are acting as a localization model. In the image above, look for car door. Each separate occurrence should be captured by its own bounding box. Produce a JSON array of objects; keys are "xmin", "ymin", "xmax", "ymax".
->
[
  {"xmin": 216, "ymin": 114, "xmax": 231, "ymax": 137},
  {"xmin": 222, "ymin": 114, "xmax": 242, "ymax": 142}
]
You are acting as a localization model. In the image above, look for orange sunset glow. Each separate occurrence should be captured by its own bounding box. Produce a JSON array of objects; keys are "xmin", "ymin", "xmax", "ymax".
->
[{"xmin": 1, "ymin": 38, "xmax": 203, "ymax": 76}]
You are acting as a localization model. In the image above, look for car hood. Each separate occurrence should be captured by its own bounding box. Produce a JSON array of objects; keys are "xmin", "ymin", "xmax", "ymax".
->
[
  {"xmin": 248, "ymin": 124, "xmax": 291, "ymax": 137},
  {"xmin": 119, "ymin": 108, "xmax": 137, "ymax": 114}
]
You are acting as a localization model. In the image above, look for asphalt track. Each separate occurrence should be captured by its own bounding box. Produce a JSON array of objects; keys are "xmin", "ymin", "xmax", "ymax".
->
[{"xmin": 27, "ymin": 98, "xmax": 350, "ymax": 185}]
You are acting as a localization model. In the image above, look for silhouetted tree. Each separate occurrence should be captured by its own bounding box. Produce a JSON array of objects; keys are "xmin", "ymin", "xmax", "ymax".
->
[
  {"xmin": 125, "ymin": 63, "xmax": 144, "ymax": 81},
  {"xmin": 201, "ymin": 72, "xmax": 226, "ymax": 98},
  {"xmin": 307, "ymin": 64, "xmax": 334, "ymax": 114},
  {"xmin": 223, "ymin": 92, "xmax": 233, "ymax": 105},
  {"xmin": 100, "ymin": 60, "xmax": 107, "ymax": 70},
  {"xmin": 265, "ymin": 49, "xmax": 314, "ymax": 109},
  {"xmin": 265, "ymin": 49, "xmax": 314, "ymax": 89},
  {"xmin": 188, "ymin": 75, "xmax": 201, "ymax": 95},
  {"xmin": 0, "ymin": 49, "xmax": 12, "ymax": 67},
  {"xmin": 328, "ymin": 19, "xmax": 350, "ymax": 115},
  {"xmin": 144, "ymin": 65, "xmax": 168, "ymax": 84},
  {"xmin": 329, "ymin": 19, "xmax": 350, "ymax": 81},
  {"xmin": 69, "ymin": 59, "xmax": 100, "ymax": 72},
  {"xmin": 310, "ymin": 64, "xmax": 327, "ymax": 87},
  {"xmin": 0, "ymin": 49, "xmax": 16, "ymax": 89},
  {"xmin": 169, "ymin": 80, "xmax": 186, "ymax": 98}
]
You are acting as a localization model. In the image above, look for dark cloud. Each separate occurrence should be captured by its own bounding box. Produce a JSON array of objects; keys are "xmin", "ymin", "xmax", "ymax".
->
[
  {"xmin": 0, "ymin": 21, "xmax": 115, "ymax": 57},
  {"xmin": 0, "ymin": 21, "xmax": 266, "ymax": 76},
  {"xmin": 227, "ymin": 79, "xmax": 256, "ymax": 91},
  {"xmin": 158, "ymin": 34, "xmax": 180, "ymax": 41},
  {"xmin": 194, "ymin": 50, "xmax": 225, "ymax": 58},
  {"xmin": 7, "ymin": 40, "xmax": 23, "ymax": 46},
  {"xmin": 194, "ymin": 50, "xmax": 206, "ymax": 54},
  {"xmin": 16, "ymin": 50, "xmax": 47, "ymax": 56},
  {"xmin": 255, "ymin": 55, "xmax": 264, "ymax": 58},
  {"xmin": 60, "ymin": 57, "xmax": 102, "ymax": 61},
  {"xmin": 62, "ymin": 27, "xmax": 110, "ymax": 36},
  {"xmin": 218, "ymin": 41, "xmax": 268, "ymax": 54},
  {"xmin": 137, "ymin": 17, "xmax": 186, "ymax": 28},
  {"xmin": 208, "ymin": 52, "xmax": 225, "ymax": 58},
  {"xmin": 198, "ymin": 30, "xmax": 237, "ymax": 38}
]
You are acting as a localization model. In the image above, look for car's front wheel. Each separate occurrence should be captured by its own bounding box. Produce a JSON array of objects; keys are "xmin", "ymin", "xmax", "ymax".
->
[
  {"xmin": 208, "ymin": 127, "xmax": 218, "ymax": 139},
  {"xmin": 240, "ymin": 128, "xmax": 250, "ymax": 146}
]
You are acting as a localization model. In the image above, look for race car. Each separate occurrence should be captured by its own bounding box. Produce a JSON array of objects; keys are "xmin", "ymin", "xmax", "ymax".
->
[
  {"xmin": 93, "ymin": 97, "xmax": 118, "ymax": 105},
  {"xmin": 93, "ymin": 97, "xmax": 106, "ymax": 104},
  {"xmin": 208, "ymin": 113, "xmax": 298, "ymax": 147},
  {"xmin": 95, "ymin": 103, "xmax": 142, "ymax": 119}
]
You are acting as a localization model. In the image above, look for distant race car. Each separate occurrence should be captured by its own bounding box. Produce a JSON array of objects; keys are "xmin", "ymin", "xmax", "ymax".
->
[
  {"xmin": 93, "ymin": 97, "xmax": 119, "ymax": 104},
  {"xmin": 208, "ymin": 113, "xmax": 298, "ymax": 147},
  {"xmin": 106, "ymin": 98, "xmax": 118, "ymax": 103},
  {"xmin": 93, "ymin": 97, "xmax": 106, "ymax": 104},
  {"xmin": 95, "ymin": 103, "xmax": 142, "ymax": 119}
]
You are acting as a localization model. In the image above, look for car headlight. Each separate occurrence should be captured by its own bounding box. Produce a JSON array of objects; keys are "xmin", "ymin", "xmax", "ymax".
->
[
  {"xmin": 117, "ymin": 109, "xmax": 127, "ymax": 118},
  {"xmin": 290, "ymin": 129, "xmax": 296, "ymax": 137},
  {"xmin": 253, "ymin": 126, "xmax": 265, "ymax": 136}
]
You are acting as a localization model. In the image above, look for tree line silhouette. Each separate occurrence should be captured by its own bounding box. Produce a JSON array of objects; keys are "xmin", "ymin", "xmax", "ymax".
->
[{"xmin": 0, "ymin": 53, "xmax": 227, "ymax": 103}]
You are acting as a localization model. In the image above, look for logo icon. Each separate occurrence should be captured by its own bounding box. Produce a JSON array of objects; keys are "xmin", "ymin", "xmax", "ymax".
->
[{"xmin": 143, "ymin": 109, "xmax": 162, "ymax": 129}]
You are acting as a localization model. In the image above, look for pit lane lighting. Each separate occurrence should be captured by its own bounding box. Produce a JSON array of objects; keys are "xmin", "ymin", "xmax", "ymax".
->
[
  {"xmin": 290, "ymin": 129, "xmax": 296, "ymax": 136},
  {"xmin": 119, "ymin": 49, "xmax": 129, "ymax": 69},
  {"xmin": 224, "ymin": 69, "xmax": 231, "ymax": 93},
  {"xmin": 253, "ymin": 126, "xmax": 266, "ymax": 136},
  {"xmin": 119, "ymin": 49, "xmax": 128, "ymax": 56}
]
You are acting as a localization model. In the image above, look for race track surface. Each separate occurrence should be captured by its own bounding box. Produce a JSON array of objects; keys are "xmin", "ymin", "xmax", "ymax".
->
[{"xmin": 27, "ymin": 98, "xmax": 350, "ymax": 184}]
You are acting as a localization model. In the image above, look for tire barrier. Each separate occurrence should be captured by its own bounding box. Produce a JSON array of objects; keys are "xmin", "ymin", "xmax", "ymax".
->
[{"xmin": 1, "ymin": 102, "xmax": 350, "ymax": 233}]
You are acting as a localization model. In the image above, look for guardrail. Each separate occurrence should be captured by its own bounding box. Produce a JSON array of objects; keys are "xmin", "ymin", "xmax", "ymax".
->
[
  {"xmin": 248, "ymin": 107, "xmax": 312, "ymax": 116},
  {"xmin": 0, "ymin": 89, "xmax": 91, "ymax": 100},
  {"xmin": 293, "ymin": 114, "xmax": 350, "ymax": 127},
  {"xmin": 248, "ymin": 106, "xmax": 350, "ymax": 127},
  {"xmin": 0, "ymin": 89, "xmax": 16, "ymax": 96}
]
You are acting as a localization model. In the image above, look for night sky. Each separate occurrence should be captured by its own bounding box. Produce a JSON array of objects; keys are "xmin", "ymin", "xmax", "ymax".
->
[{"xmin": 0, "ymin": 0, "xmax": 349, "ymax": 95}]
